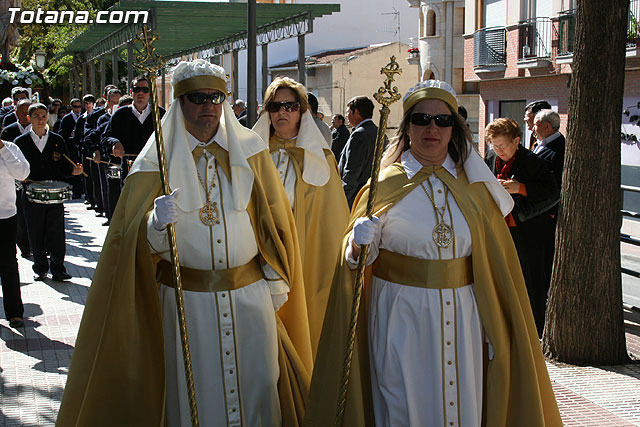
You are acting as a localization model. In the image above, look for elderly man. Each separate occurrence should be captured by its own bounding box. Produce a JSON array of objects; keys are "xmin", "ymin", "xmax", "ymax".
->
[
  {"xmin": 57, "ymin": 60, "xmax": 310, "ymax": 427},
  {"xmin": 532, "ymin": 108, "xmax": 565, "ymax": 334},
  {"xmin": 232, "ymin": 98, "xmax": 247, "ymax": 127}
]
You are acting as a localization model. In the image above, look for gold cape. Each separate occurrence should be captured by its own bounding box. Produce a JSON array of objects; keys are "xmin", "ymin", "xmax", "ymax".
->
[
  {"xmin": 275, "ymin": 144, "xmax": 350, "ymax": 357},
  {"xmin": 303, "ymin": 163, "xmax": 562, "ymax": 427},
  {"xmin": 57, "ymin": 149, "xmax": 311, "ymax": 426}
]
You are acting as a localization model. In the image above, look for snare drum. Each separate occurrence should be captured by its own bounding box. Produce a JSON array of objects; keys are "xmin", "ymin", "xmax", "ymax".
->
[
  {"xmin": 107, "ymin": 165, "xmax": 122, "ymax": 180},
  {"xmin": 25, "ymin": 180, "xmax": 72, "ymax": 204}
]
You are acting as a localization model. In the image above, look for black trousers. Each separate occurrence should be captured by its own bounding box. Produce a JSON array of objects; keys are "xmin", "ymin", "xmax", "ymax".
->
[
  {"xmin": 100, "ymin": 163, "xmax": 109, "ymax": 215},
  {"xmin": 90, "ymin": 161, "xmax": 104, "ymax": 214},
  {"xmin": 0, "ymin": 215, "xmax": 24, "ymax": 320},
  {"xmin": 22, "ymin": 195, "xmax": 67, "ymax": 277},
  {"xmin": 107, "ymin": 176, "xmax": 121, "ymax": 220},
  {"xmin": 82, "ymin": 156, "xmax": 95, "ymax": 206},
  {"xmin": 15, "ymin": 188, "xmax": 30, "ymax": 255}
]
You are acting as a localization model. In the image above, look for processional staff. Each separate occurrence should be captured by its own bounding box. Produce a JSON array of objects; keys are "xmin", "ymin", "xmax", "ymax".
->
[
  {"xmin": 334, "ymin": 56, "xmax": 402, "ymax": 426},
  {"xmin": 133, "ymin": 26, "xmax": 200, "ymax": 427}
]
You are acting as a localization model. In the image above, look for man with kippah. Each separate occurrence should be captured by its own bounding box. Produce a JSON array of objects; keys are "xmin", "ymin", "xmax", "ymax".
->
[{"xmin": 57, "ymin": 60, "xmax": 310, "ymax": 426}]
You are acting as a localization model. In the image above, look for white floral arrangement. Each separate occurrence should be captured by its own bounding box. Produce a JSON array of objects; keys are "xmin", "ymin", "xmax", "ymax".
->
[{"xmin": 0, "ymin": 63, "xmax": 44, "ymax": 87}]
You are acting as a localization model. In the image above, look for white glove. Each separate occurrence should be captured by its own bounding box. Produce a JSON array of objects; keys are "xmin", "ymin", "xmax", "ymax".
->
[
  {"xmin": 152, "ymin": 188, "xmax": 180, "ymax": 231},
  {"xmin": 353, "ymin": 216, "xmax": 380, "ymax": 246},
  {"xmin": 271, "ymin": 293, "xmax": 288, "ymax": 312}
]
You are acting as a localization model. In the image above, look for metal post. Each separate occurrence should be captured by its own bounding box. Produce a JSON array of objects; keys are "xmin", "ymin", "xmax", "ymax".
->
[
  {"xmin": 297, "ymin": 35, "xmax": 306, "ymax": 87},
  {"xmin": 161, "ymin": 68, "xmax": 166, "ymax": 108},
  {"xmin": 247, "ymin": 0, "xmax": 257, "ymax": 127},
  {"xmin": 82, "ymin": 60, "xmax": 87, "ymax": 95},
  {"xmin": 261, "ymin": 43, "xmax": 268, "ymax": 100},
  {"xmin": 127, "ymin": 42, "xmax": 134, "ymax": 92},
  {"xmin": 232, "ymin": 50, "xmax": 239, "ymax": 102},
  {"xmin": 89, "ymin": 60, "xmax": 96, "ymax": 95},
  {"xmin": 445, "ymin": 1, "xmax": 454, "ymax": 84},
  {"xmin": 69, "ymin": 71, "xmax": 73, "ymax": 101},
  {"xmin": 100, "ymin": 56, "xmax": 106, "ymax": 92},
  {"xmin": 112, "ymin": 49, "xmax": 119, "ymax": 86}
]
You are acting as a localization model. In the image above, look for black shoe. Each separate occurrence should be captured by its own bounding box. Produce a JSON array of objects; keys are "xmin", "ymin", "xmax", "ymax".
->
[
  {"xmin": 52, "ymin": 272, "xmax": 72, "ymax": 281},
  {"xmin": 21, "ymin": 251, "xmax": 32, "ymax": 259},
  {"xmin": 102, "ymin": 220, "xmax": 110, "ymax": 226},
  {"xmin": 34, "ymin": 273, "xmax": 47, "ymax": 281},
  {"xmin": 95, "ymin": 211, "xmax": 104, "ymax": 217},
  {"xmin": 9, "ymin": 318, "xmax": 24, "ymax": 328},
  {"xmin": 86, "ymin": 205, "xmax": 95, "ymax": 210},
  {"xmin": 84, "ymin": 200, "xmax": 90, "ymax": 205}
]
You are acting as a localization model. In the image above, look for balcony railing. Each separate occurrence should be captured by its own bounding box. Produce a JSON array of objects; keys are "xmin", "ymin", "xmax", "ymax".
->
[
  {"xmin": 518, "ymin": 18, "xmax": 553, "ymax": 60},
  {"xmin": 474, "ymin": 26, "xmax": 506, "ymax": 68}
]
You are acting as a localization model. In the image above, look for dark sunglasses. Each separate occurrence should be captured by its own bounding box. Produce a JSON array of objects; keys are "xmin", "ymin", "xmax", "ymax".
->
[
  {"xmin": 410, "ymin": 113, "xmax": 455, "ymax": 127},
  {"xmin": 185, "ymin": 91, "xmax": 226, "ymax": 105},
  {"xmin": 72, "ymin": 104, "xmax": 82, "ymax": 109},
  {"xmin": 132, "ymin": 86, "xmax": 150, "ymax": 94},
  {"xmin": 267, "ymin": 101, "xmax": 301, "ymax": 113}
]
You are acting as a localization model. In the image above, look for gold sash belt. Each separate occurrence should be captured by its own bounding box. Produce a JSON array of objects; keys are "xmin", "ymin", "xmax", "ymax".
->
[
  {"xmin": 156, "ymin": 257, "xmax": 263, "ymax": 292},
  {"xmin": 373, "ymin": 249, "xmax": 473, "ymax": 289}
]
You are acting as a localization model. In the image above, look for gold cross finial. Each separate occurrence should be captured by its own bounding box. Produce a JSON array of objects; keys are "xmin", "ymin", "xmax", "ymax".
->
[
  {"xmin": 373, "ymin": 56, "xmax": 402, "ymax": 107},
  {"xmin": 133, "ymin": 26, "xmax": 167, "ymax": 75}
]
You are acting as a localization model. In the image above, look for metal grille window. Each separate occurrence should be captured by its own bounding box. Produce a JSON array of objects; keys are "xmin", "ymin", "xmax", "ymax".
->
[
  {"xmin": 518, "ymin": 18, "xmax": 552, "ymax": 59},
  {"xmin": 474, "ymin": 27, "xmax": 506, "ymax": 68}
]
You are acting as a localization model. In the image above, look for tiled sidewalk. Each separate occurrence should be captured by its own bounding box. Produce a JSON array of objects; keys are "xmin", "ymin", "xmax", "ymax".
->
[{"xmin": 1, "ymin": 199, "xmax": 640, "ymax": 426}]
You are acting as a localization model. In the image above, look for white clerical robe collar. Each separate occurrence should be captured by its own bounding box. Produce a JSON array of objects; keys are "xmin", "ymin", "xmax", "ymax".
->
[
  {"xmin": 30, "ymin": 129, "xmax": 49, "ymax": 153},
  {"xmin": 401, "ymin": 150, "xmax": 458, "ymax": 180},
  {"xmin": 186, "ymin": 127, "xmax": 220, "ymax": 152},
  {"xmin": 252, "ymin": 110, "xmax": 330, "ymax": 187}
]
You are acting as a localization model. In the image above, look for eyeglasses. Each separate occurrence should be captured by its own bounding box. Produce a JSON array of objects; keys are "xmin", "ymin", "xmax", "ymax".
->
[
  {"xmin": 185, "ymin": 91, "xmax": 226, "ymax": 105},
  {"xmin": 132, "ymin": 86, "xmax": 150, "ymax": 94},
  {"xmin": 72, "ymin": 104, "xmax": 82, "ymax": 109},
  {"xmin": 410, "ymin": 113, "xmax": 455, "ymax": 127},
  {"xmin": 491, "ymin": 142, "xmax": 513, "ymax": 151},
  {"xmin": 267, "ymin": 101, "xmax": 301, "ymax": 113}
]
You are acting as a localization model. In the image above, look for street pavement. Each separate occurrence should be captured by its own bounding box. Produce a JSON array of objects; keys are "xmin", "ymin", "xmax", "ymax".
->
[{"xmin": 1, "ymin": 199, "xmax": 640, "ymax": 426}]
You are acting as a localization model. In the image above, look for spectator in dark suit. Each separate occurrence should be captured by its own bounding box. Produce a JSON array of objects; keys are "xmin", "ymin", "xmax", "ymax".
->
[
  {"xmin": 232, "ymin": 99, "xmax": 248, "ymax": 127},
  {"xmin": 523, "ymin": 100, "xmax": 551, "ymax": 150},
  {"xmin": 74, "ymin": 94, "xmax": 97, "ymax": 209},
  {"xmin": 330, "ymin": 113, "xmax": 350, "ymax": 161},
  {"xmin": 484, "ymin": 118, "xmax": 559, "ymax": 336},
  {"xmin": 532, "ymin": 108, "xmax": 565, "ymax": 301},
  {"xmin": 338, "ymin": 96, "xmax": 377, "ymax": 208}
]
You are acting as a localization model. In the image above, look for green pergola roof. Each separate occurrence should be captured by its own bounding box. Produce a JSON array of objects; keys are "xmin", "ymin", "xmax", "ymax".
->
[{"xmin": 64, "ymin": 1, "xmax": 340, "ymax": 61}]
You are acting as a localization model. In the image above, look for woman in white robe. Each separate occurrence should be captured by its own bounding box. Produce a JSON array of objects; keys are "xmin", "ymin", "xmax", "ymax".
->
[{"xmin": 303, "ymin": 80, "xmax": 562, "ymax": 427}]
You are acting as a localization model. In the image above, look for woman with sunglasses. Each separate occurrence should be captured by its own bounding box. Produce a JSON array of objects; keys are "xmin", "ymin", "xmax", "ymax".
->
[
  {"xmin": 304, "ymin": 81, "xmax": 561, "ymax": 427},
  {"xmin": 253, "ymin": 77, "xmax": 349, "ymax": 357},
  {"xmin": 484, "ymin": 118, "xmax": 559, "ymax": 337}
]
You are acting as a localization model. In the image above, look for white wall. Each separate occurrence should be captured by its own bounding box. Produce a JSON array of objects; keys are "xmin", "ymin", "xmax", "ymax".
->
[{"xmin": 228, "ymin": 0, "xmax": 419, "ymax": 102}]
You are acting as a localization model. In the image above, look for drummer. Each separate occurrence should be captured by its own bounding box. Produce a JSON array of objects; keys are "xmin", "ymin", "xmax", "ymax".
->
[
  {"xmin": 14, "ymin": 103, "xmax": 83, "ymax": 282},
  {"xmin": 102, "ymin": 76, "xmax": 165, "ymax": 185}
]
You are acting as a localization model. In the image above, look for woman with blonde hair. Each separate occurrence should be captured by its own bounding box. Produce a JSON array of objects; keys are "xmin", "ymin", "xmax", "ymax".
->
[
  {"xmin": 484, "ymin": 117, "xmax": 559, "ymax": 337},
  {"xmin": 304, "ymin": 80, "xmax": 561, "ymax": 427},
  {"xmin": 253, "ymin": 77, "xmax": 349, "ymax": 360}
]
